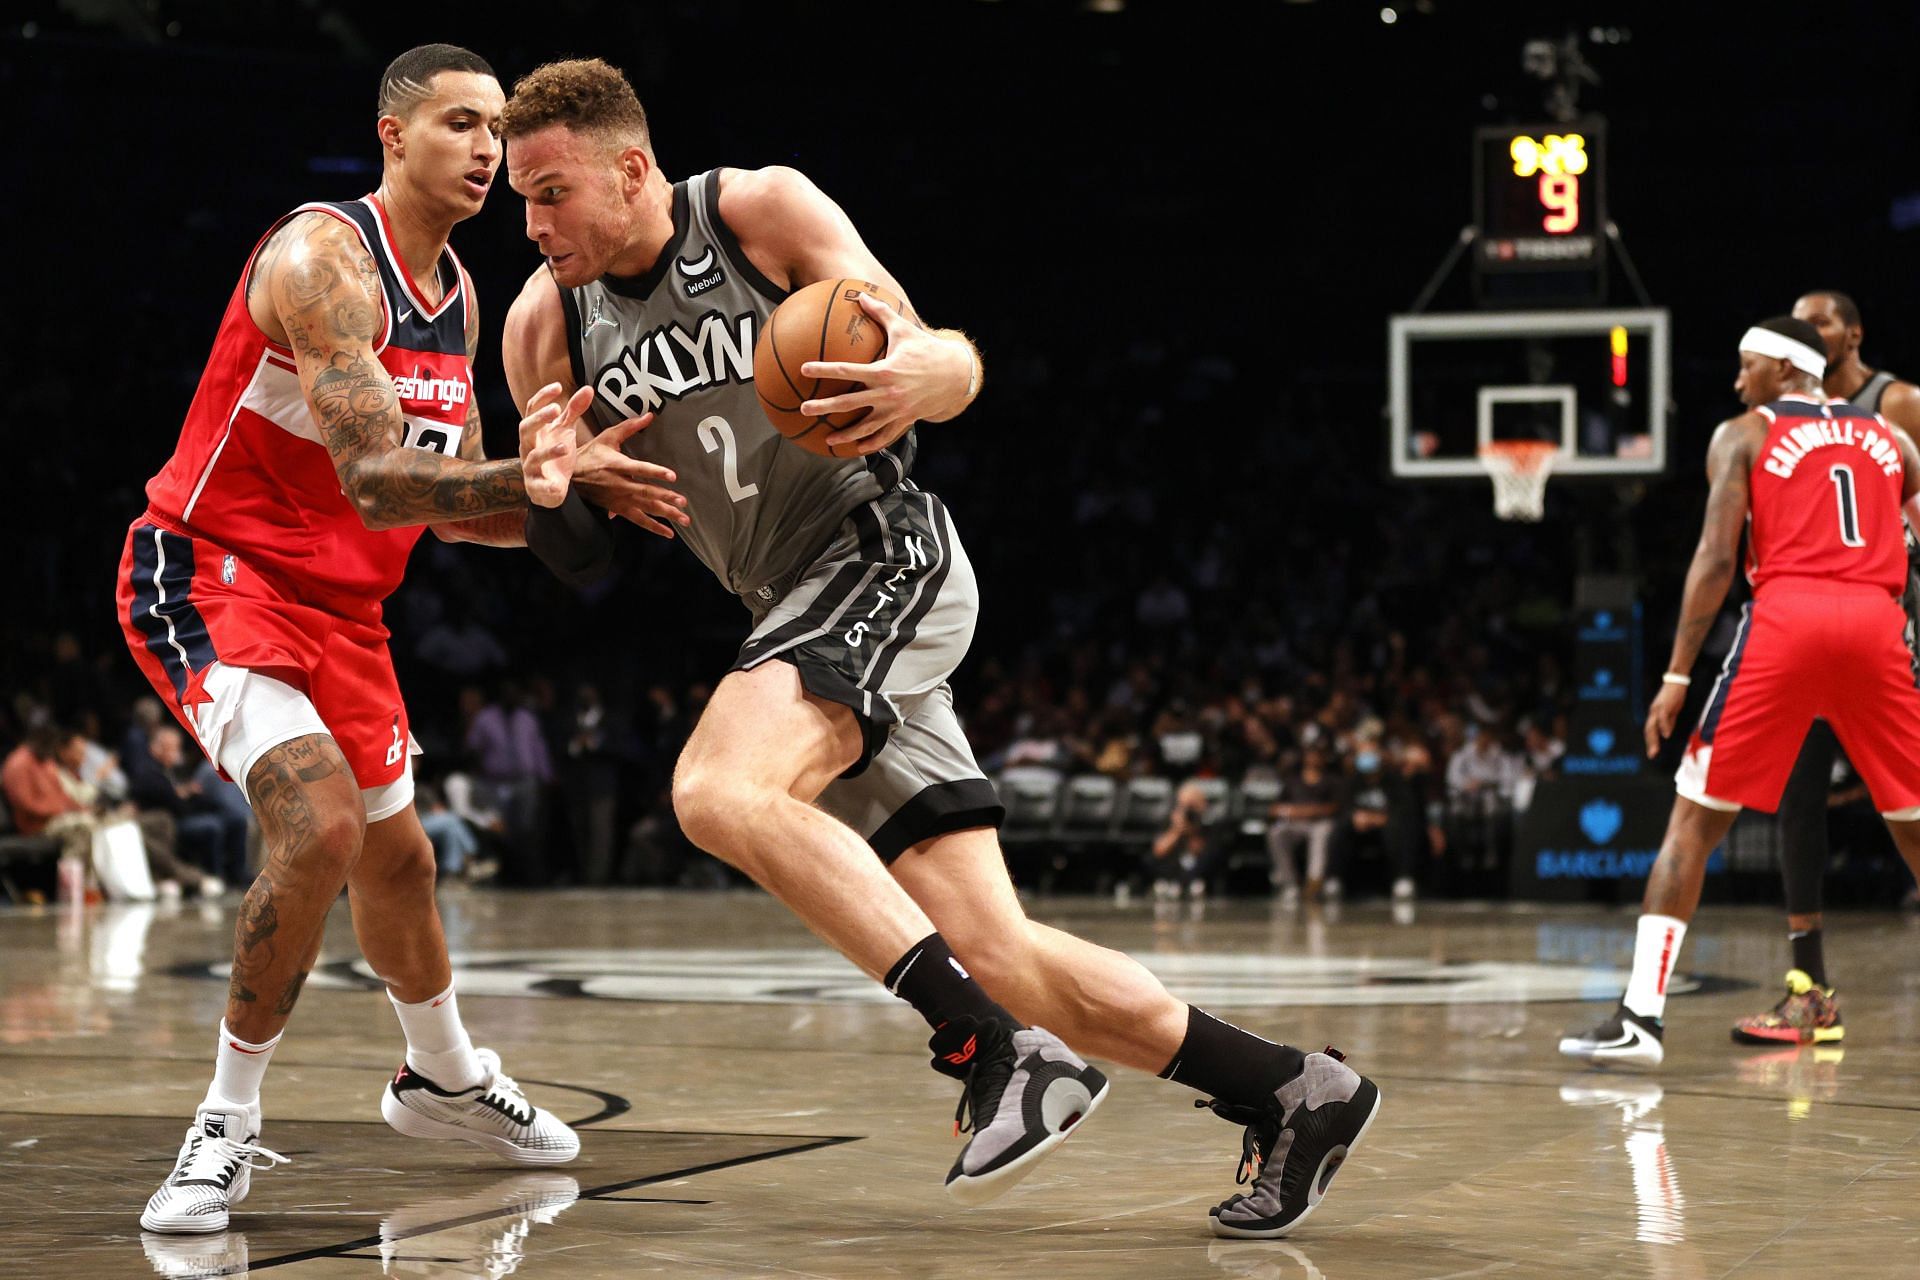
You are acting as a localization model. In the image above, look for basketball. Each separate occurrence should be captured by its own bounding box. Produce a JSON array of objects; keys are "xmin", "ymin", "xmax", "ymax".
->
[{"xmin": 753, "ymin": 278, "xmax": 903, "ymax": 457}]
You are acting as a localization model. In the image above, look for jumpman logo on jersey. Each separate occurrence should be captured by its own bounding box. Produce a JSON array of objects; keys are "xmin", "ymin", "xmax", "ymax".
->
[{"xmin": 582, "ymin": 296, "xmax": 616, "ymax": 338}]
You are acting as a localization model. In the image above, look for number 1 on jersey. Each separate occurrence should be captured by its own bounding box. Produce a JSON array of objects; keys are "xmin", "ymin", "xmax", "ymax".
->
[
  {"xmin": 698, "ymin": 416, "xmax": 760, "ymax": 503},
  {"xmin": 1830, "ymin": 463, "xmax": 1866, "ymax": 548}
]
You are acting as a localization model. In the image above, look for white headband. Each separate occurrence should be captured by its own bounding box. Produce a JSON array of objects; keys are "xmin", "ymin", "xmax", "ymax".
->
[{"xmin": 1739, "ymin": 327, "xmax": 1826, "ymax": 378}]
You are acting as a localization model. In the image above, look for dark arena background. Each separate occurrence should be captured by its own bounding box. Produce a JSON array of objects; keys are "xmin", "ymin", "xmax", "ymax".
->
[{"xmin": 5, "ymin": 2, "xmax": 1920, "ymax": 1277}]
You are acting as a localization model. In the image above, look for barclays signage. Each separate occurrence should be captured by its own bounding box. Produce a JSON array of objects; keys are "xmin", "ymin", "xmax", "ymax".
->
[
  {"xmin": 1515, "ymin": 777, "xmax": 1725, "ymax": 900},
  {"xmin": 1563, "ymin": 725, "xmax": 1641, "ymax": 776}
]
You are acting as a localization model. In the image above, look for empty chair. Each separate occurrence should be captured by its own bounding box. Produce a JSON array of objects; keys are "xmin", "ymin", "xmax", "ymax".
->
[
  {"xmin": 1057, "ymin": 774, "xmax": 1120, "ymax": 842},
  {"xmin": 1235, "ymin": 773, "xmax": 1282, "ymax": 836},
  {"xmin": 1113, "ymin": 775, "xmax": 1175, "ymax": 845},
  {"xmin": 995, "ymin": 767, "xmax": 1064, "ymax": 844}
]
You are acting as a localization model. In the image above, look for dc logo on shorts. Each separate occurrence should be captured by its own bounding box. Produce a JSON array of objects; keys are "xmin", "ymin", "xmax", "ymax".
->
[
  {"xmin": 221, "ymin": 555, "xmax": 237, "ymax": 585},
  {"xmin": 385, "ymin": 717, "xmax": 404, "ymax": 767}
]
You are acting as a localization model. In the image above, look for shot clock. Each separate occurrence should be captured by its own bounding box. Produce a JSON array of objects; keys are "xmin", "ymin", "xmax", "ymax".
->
[{"xmin": 1473, "ymin": 119, "xmax": 1607, "ymax": 301}]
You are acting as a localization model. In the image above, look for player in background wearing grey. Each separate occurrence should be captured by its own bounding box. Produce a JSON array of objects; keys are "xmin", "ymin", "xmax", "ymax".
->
[{"xmin": 497, "ymin": 58, "xmax": 1378, "ymax": 1234}]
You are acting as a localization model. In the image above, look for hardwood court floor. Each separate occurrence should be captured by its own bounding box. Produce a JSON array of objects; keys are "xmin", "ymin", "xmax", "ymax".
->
[{"xmin": 3, "ymin": 889, "xmax": 1918, "ymax": 1278}]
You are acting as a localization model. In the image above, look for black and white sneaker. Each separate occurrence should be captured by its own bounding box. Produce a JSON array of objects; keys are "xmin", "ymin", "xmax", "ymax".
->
[
  {"xmin": 933, "ymin": 1017, "xmax": 1109, "ymax": 1205},
  {"xmin": 140, "ymin": 1103, "xmax": 289, "ymax": 1234},
  {"xmin": 380, "ymin": 1048, "xmax": 580, "ymax": 1165},
  {"xmin": 1558, "ymin": 1003, "xmax": 1665, "ymax": 1067},
  {"xmin": 1202, "ymin": 1048, "xmax": 1381, "ymax": 1239}
]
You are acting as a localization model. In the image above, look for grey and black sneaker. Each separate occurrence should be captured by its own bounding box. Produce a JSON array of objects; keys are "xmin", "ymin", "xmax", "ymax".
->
[
  {"xmin": 1558, "ymin": 1003, "xmax": 1664, "ymax": 1067},
  {"xmin": 1201, "ymin": 1047, "xmax": 1381, "ymax": 1239},
  {"xmin": 931, "ymin": 1017, "xmax": 1109, "ymax": 1206}
]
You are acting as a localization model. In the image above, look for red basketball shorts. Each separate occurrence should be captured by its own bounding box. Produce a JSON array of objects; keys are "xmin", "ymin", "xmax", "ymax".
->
[
  {"xmin": 116, "ymin": 518, "xmax": 416, "ymax": 818},
  {"xmin": 1676, "ymin": 580, "xmax": 1920, "ymax": 816}
]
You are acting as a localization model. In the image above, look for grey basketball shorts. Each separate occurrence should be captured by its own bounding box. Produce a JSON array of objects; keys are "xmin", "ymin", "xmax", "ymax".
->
[{"xmin": 732, "ymin": 485, "xmax": 1004, "ymax": 861}]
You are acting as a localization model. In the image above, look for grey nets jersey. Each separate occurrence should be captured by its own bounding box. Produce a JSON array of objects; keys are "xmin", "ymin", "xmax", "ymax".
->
[{"xmin": 559, "ymin": 169, "xmax": 917, "ymax": 603}]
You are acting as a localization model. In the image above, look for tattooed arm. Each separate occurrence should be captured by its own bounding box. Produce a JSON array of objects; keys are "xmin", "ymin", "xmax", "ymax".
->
[
  {"xmin": 1644, "ymin": 414, "xmax": 1762, "ymax": 756},
  {"xmin": 265, "ymin": 214, "xmax": 539, "ymax": 531},
  {"xmin": 432, "ymin": 267, "xmax": 531, "ymax": 547}
]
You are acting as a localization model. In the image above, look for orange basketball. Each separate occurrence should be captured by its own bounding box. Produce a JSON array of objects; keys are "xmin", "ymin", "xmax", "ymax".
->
[{"xmin": 753, "ymin": 278, "xmax": 902, "ymax": 457}]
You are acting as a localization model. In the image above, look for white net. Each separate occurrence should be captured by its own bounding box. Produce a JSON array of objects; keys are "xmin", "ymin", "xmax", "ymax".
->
[{"xmin": 1478, "ymin": 442, "xmax": 1558, "ymax": 522}]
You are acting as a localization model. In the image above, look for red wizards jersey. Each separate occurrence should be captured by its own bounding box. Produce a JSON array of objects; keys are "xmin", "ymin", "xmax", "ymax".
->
[
  {"xmin": 1748, "ymin": 394, "xmax": 1908, "ymax": 594},
  {"xmin": 142, "ymin": 196, "xmax": 472, "ymax": 611}
]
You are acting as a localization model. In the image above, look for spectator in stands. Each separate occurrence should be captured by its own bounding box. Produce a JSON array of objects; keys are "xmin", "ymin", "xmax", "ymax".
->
[
  {"xmin": 1447, "ymin": 724, "xmax": 1522, "ymax": 809},
  {"xmin": 463, "ymin": 681, "xmax": 554, "ymax": 876},
  {"xmin": 1267, "ymin": 744, "xmax": 1342, "ymax": 907},
  {"xmin": 2, "ymin": 725, "xmax": 218, "ymax": 898},
  {"xmin": 125, "ymin": 727, "xmax": 247, "ymax": 884},
  {"xmin": 562, "ymin": 683, "xmax": 623, "ymax": 884},
  {"xmin": 416, "ymin": 780, "xmax": 492, "ymax": 882},
  {"xmin": 1149, "ymin": 780, "xmax": 1229, "ymax": 900},
  {"xmin": 1329, "ymin": 734, "xmax": 1424, "ymax": 902}
]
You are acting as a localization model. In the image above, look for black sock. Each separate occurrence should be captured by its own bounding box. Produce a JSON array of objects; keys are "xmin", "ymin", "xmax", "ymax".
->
[
  {"xmin": 1157, "ymin": 1006, "xmax": 1306, "ymax": 1109},
  {"xmin": 1789, "ymin": 928, "xmax": 1827, "ymax": 987},
  {"xmin": 883, "ymin": 933, "xmax": 1016, "ymax": 1034}
]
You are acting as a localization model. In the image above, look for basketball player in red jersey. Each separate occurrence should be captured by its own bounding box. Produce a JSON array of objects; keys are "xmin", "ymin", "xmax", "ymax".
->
[
  {"xmin": 119, "ymin": 45, "xmax": 683, "ymax": 1235},
  {"xmin": 1730, "ymin": 291, "xmax": 1920, "ymax": 1047},
  {"xmin": 1560, "ymin": 316, "xmax": 1920, "ymax": 1068}
]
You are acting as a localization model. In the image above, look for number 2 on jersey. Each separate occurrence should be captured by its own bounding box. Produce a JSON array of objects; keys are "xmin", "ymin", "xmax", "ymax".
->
[
  {"xmin": 1829, "ymin": 463, "xmax": 1866, "ymax": 548},
  {"xmin": 698, "ymin": 416, "xmax": 760, "ymax": 502}
]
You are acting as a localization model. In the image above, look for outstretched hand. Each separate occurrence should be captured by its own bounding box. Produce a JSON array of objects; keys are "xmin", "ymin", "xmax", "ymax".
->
[
  {"xmin": 518, "ymin": 383, "xmax": 595, "ymax": 508},
  {"xmin": 574, "ymin": 415, "xmax": 692, "ymax": 540}
]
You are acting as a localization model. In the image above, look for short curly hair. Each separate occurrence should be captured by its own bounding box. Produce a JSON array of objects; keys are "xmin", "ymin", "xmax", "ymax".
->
[{"xmin": 501, "ymin": 57, "xmax": 651, "ymax": 152}]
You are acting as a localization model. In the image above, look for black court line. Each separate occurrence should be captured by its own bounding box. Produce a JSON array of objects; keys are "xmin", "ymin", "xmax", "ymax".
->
[{"xmin": 246, "ymin": 1134, "xmax": 861, "ymax": 1271}]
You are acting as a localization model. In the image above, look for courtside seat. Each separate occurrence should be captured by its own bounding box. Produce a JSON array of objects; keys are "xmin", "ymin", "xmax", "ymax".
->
[
  {"xmin": 1057, "ymin": 774, "xmax": 1120, "ymax": 844},
  {"xmin": 1112, "ymin": 776, "xmax": 1174, "ymax": 847},
  {"xmin": 995, "ymin": 767, "xmax": 1064, "ymax": 845}
]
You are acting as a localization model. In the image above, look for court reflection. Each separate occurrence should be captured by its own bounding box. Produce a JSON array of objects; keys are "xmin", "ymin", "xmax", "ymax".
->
[
  {"xmin": 376, "ymin": 1171, "xmax": 581, "ymax": 1279},
  {"xmin": 1734, "ymin": 1044, "xmax": 1846, "ymax": 1121},
  {"xmin": 141, "ymin": 1229, "xmax": 248, "ymax": 1278},
  {"xmin": 1559, "ymin": 1078, "xmax": 1702, "ymax": 1277}
]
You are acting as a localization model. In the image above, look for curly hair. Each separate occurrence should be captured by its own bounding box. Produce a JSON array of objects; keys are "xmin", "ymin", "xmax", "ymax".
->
[{"xmin": 501, "ymin": 57, "xmax": 651, "ymax": 151}]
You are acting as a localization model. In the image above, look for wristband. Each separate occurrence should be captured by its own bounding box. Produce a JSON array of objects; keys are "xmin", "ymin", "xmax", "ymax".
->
[{"xmin": 1661, "ymin": 672, "xmax": 1691, "ymax": 687}]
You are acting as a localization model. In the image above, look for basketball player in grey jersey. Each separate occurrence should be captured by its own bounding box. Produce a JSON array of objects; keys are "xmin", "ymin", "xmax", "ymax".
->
[
  {"xmin": 1729, "ymin": 290, "xmax": 1920, "ymax": 1047},
  {"xmin": 497, "ymin": 58, "xmax": 1379, "ymax": 1236}
]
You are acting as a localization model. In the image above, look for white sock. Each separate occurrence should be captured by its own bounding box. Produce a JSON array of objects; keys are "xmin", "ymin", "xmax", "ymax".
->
[
  {"xmin": 206, "ymin": 1020, "xmax": 281, "ymax": 1111},
  {"xmin": 388, "ymin": 982, "xmax": 485, "ymax": 1090},
  {"xmin": 1623, "ymin": 914, "xmax": 1688, "ymax": 1020}
]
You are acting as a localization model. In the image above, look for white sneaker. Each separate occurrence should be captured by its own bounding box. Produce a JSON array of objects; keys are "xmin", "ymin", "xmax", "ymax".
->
[
  {"xmin": 381, "ymin": 1048, "xmax": 580, "ymax": 1165},
  {"xmin": 140, "ymin": 1103, "xmax": 288, "ymax": 1234},
  {"xmin": 1391, "ymin": 877, "xmax": 1415, "ymax": 902}
]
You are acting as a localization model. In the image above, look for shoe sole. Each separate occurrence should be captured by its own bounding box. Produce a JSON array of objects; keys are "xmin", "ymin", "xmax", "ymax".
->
[
  {"xmin": 138, "ymin": 1207, "xmax": 231, "ymax": 1234},
  {"xmin": 944, "ymin": 1073, "xmax": 1110, "ymax": 1206},
  {"xmin": 1557, "ymin": 1034, "xmax": 1663, "ymax": 1068},
  {"xmin": 1731, "ymin": 1024, "xmax": 1843, "ymax": 1046},
  {"xmin": 380, "ymin": 1087, "xmax": 581, "ymax": 1166},
  {"xmin": 1209, "ymin": 1080, "xmax": 1383, "ymax": 1240}
]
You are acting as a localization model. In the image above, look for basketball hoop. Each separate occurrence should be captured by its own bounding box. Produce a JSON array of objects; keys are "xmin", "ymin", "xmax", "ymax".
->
[{"xmin": 1478, "ymin": 441, "xmax": 1559, "ymax": 522}]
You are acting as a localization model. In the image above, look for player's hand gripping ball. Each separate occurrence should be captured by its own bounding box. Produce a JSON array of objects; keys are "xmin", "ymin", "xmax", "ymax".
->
[{"xmin": 752, "ymin": 278, "xmax": 902, "ymax": 457}]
